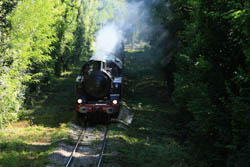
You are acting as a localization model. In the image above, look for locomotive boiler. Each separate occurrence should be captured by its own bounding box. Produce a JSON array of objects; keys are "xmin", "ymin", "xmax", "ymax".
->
[{"xmin": 75, "ymin": 45, "xmax": 124, "ymax": 120}]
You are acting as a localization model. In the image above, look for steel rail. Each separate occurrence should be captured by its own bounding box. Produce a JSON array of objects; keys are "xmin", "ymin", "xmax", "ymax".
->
[
  {"xmin": 65, "ymin": 126, "xmax": 87, "ymax": 167},
  {"xmin": 96, "ymin": 125, "xmax": 109, "ymax": 167}
]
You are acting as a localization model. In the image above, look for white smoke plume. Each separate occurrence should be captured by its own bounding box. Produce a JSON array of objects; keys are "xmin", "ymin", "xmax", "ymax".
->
[
  {"xmin": 92, "ymin": 23, "xmax": 122, "ymax": 61},
  {"xmin": 91, "ymin": 0, "xmax": 171, "ymax": 62},
  {"xmin": 91, "ymin": 1, "xmax": 148, "ymax": 61}
]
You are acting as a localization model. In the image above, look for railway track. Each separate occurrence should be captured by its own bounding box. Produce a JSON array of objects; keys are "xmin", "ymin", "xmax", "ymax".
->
[{"xmin": 65, "ymin": 123, "xmax": 109, "ymax": 167}]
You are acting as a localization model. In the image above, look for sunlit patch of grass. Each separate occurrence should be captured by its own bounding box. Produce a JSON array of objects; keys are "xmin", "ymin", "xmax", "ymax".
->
[
  {"xmin": 0, "ymin": 122, "xmax": 70, "ymax": 144},
  {"xmin": 0, "ymin": 119, "xmax": 72, "ymax": 167},
  {"xmin": 110, "ymin": 134, "xmax": 139, "ymax": 144}
]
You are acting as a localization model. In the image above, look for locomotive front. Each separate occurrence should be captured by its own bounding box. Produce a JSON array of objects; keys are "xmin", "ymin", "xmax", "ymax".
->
[{"xmin": 75, "ymin": 57, "xmax": 122, "ymax": 119}]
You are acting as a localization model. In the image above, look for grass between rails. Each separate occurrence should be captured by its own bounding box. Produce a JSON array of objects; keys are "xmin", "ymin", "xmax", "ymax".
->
[
  {"xmin": 104, "ymin": 50, "xmax": 191, "ymax": 167},
  {"xmin": 0, "ymin": 70, "xmax": 79, "ymax": 167}
]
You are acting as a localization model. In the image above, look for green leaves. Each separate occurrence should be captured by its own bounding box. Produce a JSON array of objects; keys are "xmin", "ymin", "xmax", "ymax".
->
[
  {"xmin": 8, "ymin": 0, "xmax": 63, "ymax": 78},
  {"xmin": 0, "ymin": 0, "xmax": 85, "ymax": 127},
  {"xmin": 96, "ymin": 0, "xmax": 126, "ymax": 25},
  {"xmin": 168, "ymin": 0, "xmax": 250, "ymax": 166}
]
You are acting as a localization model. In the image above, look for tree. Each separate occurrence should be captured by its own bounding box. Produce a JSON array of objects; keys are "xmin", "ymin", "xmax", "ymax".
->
[{"xmin": 167, "ymin": 0, "xmax": 250, "ymax": 166}]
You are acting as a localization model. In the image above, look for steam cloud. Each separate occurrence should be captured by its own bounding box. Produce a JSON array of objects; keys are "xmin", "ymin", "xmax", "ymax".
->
[
  {"xmin": 92, "ymin": 23, "xmax": 122, "ymax": 61},
  {"xmin": 91, "ymin": 0, "xmax": 171, "ymax": 63},
  {"xmin": 91, "ymin": 1, "xmax": 148, "ymax": 61}
]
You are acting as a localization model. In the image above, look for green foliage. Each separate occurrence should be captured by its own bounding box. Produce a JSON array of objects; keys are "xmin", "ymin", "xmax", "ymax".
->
[
  {"xmin": 96, "ymin": 0, "xmax": 126, "ymax": 25},
  {"xmin": 72, "ymin": 0, "xmax": 98, "ymax": 64},
  {"xmin": 167, "ymin": 0, "xmax": 250, "ymax": 166},
  {"xmin": 0, "ymin": 0, "xmax": 64, "ymax": 127},
  {"xmin": 51, "ymin": 0, "xmax": 80, "ymax": 76},
  {"xmin": 0, "ymin": 0, "xmax": 22, "ymax": 127},
  {"xmin": 8, "ymin": 0, "xmax": 63, "ymax": 79},
  {"xmin": 0, "ymin": 0, "xmax": 100, "ymax": 127}
]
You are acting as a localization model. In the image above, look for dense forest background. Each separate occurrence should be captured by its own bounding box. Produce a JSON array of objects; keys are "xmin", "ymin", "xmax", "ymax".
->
[
  {"xmin": 167, "ymin": 1, "xmax": 250, "ymax": 166},
  {"xmin": 0, "ymin": 0, "xmax": 250, "ymax": 166}
]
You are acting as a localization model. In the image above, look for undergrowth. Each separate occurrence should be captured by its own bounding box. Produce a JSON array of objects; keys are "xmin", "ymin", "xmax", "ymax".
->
[
  {"xmin": 0, "ymin": 69, "xmax": 78, "ymax": 167},
  {"xmin": 104, "ymin": 50, "xmax": 191, "ymax": 167}
]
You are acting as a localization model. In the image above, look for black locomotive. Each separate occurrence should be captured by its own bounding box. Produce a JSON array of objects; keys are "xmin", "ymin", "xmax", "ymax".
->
[{"xmin": 75, "ymin": 45, "xmax": 124, "ymax": 120}]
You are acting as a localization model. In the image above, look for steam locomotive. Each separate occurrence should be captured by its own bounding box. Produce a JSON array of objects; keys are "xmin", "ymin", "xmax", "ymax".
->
[{"xmin": 75, "ymin": 45, "xmax": 124, "ymax": 121}]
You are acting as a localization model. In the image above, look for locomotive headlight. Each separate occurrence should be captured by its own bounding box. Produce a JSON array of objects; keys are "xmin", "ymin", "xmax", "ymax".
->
[
  {"xmin": 112, "ymin": 99, "xmax": 118, "ymax": 105},
  {"xmin": 77, "ymin": 99, "xmax": 83, "ymax": 104}
]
